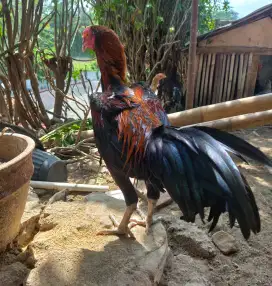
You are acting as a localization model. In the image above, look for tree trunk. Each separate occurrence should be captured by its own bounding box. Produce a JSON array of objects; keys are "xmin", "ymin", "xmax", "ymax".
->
[
  {"xmin": 53, "ymin": 73, "xmax": 66, "ymax": 121},
  {"xmin": 185, "ymin": 0, "xmax": 198, "ymax": 109},
  {"xmin": 0, "ymin": 91, "xmax": 10, "ymax": 122}
]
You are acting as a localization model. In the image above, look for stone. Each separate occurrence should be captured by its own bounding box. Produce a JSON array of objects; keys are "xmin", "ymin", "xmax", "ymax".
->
[
  {"xmin": 130, "ymin": 178, "xmax": 147, "ymax": 193},
  {"xmin": 160, "ymin": 253, "xmax": 211, "ymax": 286},
  {"xmin": 0, "ymin": 262, "xmax": 30, "ymax": 286},
  {"xmin": 156, "ymin": 192, "xmax": 173, "ymax": 210},
  {"xmin": 33, "ymin": 188, "xmax": 52, "ymax": 197},
  {"xmin": 48, "ymin": 189, "xmax": 68, "ymax": 204},
  {"xmin": 104, "ymin": 189, "xmax": 125, "ymax": 201},
  {"xmin": 16, "ymin": 246, "xmax": 36, "ymax": 269},
  {"xmin": 26, "ymin": 193, "xmax": 169, "ymax": 286},
  {"xmin": 212, "ymin": 231, "xmax": 238, "ymax": 255},
  {"xmin": 16, "ymin": 190, "xmax": 43, "ymax": 247},
  {"xmin": 161, "ymin": 216, "xmax": 216, "ymax": 259},
  {"xmin": 21, "ymin": 190, "xmax": 43, "ymax": 223}
]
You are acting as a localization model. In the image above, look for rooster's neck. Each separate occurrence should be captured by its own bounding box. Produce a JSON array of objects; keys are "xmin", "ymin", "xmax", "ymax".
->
[{"xmin": 96, "ymin": 52, "xmax": 126, "ymax": 92}]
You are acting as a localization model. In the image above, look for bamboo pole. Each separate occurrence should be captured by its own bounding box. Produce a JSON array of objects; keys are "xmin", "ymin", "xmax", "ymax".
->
[
  {"xmin": 185, "ymin": 0, "xmax": 198, "ymax": 109},
  {"xmin": 168, "ymin": 93, "xmax": 272, "ymax": 127},
  {"xmin": 180, "ymin": 110, "xmax": 272, "ymax": 132}
]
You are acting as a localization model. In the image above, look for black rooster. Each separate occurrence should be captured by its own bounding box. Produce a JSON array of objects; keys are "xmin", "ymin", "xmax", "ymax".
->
[{"xmin": 82, "ymin": 25, "xmax": 271, "ymax": 239}]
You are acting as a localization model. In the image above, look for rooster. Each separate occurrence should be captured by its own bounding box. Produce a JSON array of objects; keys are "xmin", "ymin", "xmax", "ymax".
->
[{"xmin": 82, "ymin": 25, "xmax": 272, "ymax": 239}]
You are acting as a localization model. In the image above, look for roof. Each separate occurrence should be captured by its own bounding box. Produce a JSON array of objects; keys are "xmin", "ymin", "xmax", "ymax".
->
[{"xmin": 198, "ymin": 3, "xmax": 272, "ymax": 42}]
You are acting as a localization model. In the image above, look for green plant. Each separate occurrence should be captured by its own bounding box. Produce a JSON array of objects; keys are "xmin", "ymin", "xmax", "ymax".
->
[
  {"xmin": 40, "ymin": 119, "xmax": 93, "ymax": 146},
  {"xmin": 72, "ymin": 60, "xmax": 98, "ymax": 79}
]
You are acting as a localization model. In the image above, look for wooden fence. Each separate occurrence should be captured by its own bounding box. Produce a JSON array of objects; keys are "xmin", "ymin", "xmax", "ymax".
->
[{"xmin": 192, "ymin": 52, "xmax": 260, "ymax": 107}]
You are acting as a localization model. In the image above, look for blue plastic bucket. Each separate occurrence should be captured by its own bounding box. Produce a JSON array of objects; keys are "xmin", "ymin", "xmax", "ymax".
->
[{"xmin": 32, "ymin": 149, "xmax": 67, "ymax": 182}]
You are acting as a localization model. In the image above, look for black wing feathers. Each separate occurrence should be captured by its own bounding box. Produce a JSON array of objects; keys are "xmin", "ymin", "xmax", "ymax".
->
[{"xmin": 146, "ymin": 126, "xmax": 271, "ymax": 239}]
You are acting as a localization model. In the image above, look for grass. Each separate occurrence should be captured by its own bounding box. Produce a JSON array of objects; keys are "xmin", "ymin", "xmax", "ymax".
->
[
  {"xmin": 73, "ymin": 60, "xmax": 98, "ymax": 72},
  {"xmin": 72, "ymin": 59, "xmax": 99, "ymax": 80}
]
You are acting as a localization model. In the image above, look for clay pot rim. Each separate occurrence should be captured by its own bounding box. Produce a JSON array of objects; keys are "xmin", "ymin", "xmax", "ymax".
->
[{"xmin": 0, "ymin": 133, "xmax": 35, "ymax": 171}]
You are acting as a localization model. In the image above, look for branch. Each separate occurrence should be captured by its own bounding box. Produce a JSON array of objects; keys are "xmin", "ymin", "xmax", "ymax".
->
[{"xmin": 80, "ymin": 0, "xmax": 94, "ymax": 25}]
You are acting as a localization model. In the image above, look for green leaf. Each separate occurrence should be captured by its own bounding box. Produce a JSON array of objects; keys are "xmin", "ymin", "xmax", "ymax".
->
[{"xmin": 156, "ymin": 16, "xmax": 164, "ymax": 24}]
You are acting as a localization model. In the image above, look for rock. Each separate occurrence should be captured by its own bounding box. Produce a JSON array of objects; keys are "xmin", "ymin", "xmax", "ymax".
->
[
  {"xmin": 212, "ymin": 231, "xmax": 238, "ymax": 255},
  {"xmin": 16, "ymin": 246, "xmax": 36, "ymax": 269},
  {"xmin": 48, "ymin": 189, "xmax": 68, "ymax": 204},
  {"xmin": 0, "ymin": 262, "xmax": 30, "ymax": 286},
  {"xmin": 160, "ymin": 253, "xmax": 211, "ymax": 286},
  {"xmin": 161, "ymin": 216, "xmax": 216, "ymax": 259},
  {"xmin": 33, "ymin": 188, "xmax": 52, "ymax": 197},
  {"xmin": 26, "ymin": 194, "xmax": 169, "ymax": 286},
  {"xmin": 21, "ymin": 190, "xmax": 43, "ymax": 222},
  {"xmin": 104, "ymin": 189, "xmax": 125, "ymax": 201},
  {"xmin": 84, "ymin": 159, "xmax": 102, "ymax": 173},
  {"xmin": 156, "ymin": 192, "xmax": 173, "ymax": 210},
  {"xmin": 16, "ymin": 190, "xmax": 43, "ymax": 247},
  {"xmin": 133, "ymin": 179, "xmax": 147, "ymax": 192}
]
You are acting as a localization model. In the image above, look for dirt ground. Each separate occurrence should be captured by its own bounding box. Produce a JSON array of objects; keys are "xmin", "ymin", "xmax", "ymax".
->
[{"xmin": 67, "ymin": 125, "xmax": 272, "ymax": 286}]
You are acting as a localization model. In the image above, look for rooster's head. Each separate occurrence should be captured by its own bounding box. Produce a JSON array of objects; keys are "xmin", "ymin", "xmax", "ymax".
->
[{"xmin": 82, "ymin": 26, "xmax": 127, "ymax": 86}]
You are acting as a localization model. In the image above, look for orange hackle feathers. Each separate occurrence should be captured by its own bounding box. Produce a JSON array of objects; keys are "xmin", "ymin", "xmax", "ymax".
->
[
  {"xmin": 87, "ymin": 26, "xmax": 162, "ymax": 165},
  {"xmin": 115, "ymin": 88, "xmax": 161, "ymax": 165}
]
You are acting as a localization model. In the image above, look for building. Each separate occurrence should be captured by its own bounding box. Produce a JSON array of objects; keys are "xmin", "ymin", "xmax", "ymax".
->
[{"xmin": 182, "ymin": 4, "xmax": 272, "ymax": 107}]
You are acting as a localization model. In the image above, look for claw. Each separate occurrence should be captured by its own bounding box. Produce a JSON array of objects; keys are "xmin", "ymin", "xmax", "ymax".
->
[
  {"xmin": 97, "ymin": 214, "xmax": 135, "ymax": 238},
  {"xmin": 129, "ymin": 217, "xmax": 153, "ymax": 234}
]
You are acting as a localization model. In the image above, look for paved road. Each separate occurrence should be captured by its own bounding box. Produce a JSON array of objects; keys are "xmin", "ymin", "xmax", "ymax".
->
[{"xmin": 41, "ymin": 80, "xmax": 101, "ymax": 120}]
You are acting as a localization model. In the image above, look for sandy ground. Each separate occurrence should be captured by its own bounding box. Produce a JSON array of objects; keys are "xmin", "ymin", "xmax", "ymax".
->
[{"xmin": 67, "ymin": 125, "xmax": 272, "ymax": 286}]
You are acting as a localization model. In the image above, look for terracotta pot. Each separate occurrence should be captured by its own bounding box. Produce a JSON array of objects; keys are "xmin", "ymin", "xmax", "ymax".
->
[{"xmin": 0, "ymin": 133, "xmax": 35, "ymax": 252}]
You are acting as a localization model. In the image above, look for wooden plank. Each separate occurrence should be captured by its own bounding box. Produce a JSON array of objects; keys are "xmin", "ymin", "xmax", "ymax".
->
[
  {"xmin": 218, "ymin": 54, "xmax": 226, "ymax": 103},
  {"xmin": 240, "ymin": 53, "xmax": 249, "ymax": 98},
  {"xmin": 196, "ymin": 46, "xmax": 272, "ymax": 55},
  {"xmin": 230, "ymin": 54, "xmax": 239, "ymax": 100},
  {"xmin": 222, "ymin": 54, "xmax": 231, "ymax": 102},
  {"xmin": 243, "ymin": 53, "xmax": 253, "ymax": 98},
  {"xmin": 199, "ymin": 54, "xmax": 207, "ymax": 106},
  {"xmin": 203, "ymin": 54, "xmax": 212, "ymax": 105},
  {"xmin": 195, "ymin": 54, "xmax": 204, "ymax": 107},
  {"xmin": 193, "ymin": 54, "xmax": 200, "ymax": 107},
  {"xmin": 212, "ymin": 54, "xmax": 222, "ymax": 104},
  {"xmin": 243, "ymin": 53, "xmax": 254, "ymax": 98},
  {"xmin": 226, "ymin": 53, "xmax": 235, "ymax": 101},
  {"xmin": 237, "ymin": 54, "xmax": 244, "ymax": 99},
  {"xmin": 207, "ymin": 54, "xmax": 216, "ymax": 104},
  {"xmin": 247, "ymin": 55, "xmax": 260, "ymax": 97}
]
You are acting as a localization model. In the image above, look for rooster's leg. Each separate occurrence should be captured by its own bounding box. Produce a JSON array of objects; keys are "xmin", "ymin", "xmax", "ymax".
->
[
  {"xmin": 130, "ymin": 199, "xmax": 157, "ymax": 234},
  {"xmin": 97, "ymin": 203, "xmax": 137, "ymax": 238}
]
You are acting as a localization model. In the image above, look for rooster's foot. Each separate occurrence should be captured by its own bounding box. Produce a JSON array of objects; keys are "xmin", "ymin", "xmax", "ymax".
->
[
  {"xmin": 97, "ymin": 203, "xmax": 138, "ymax": 239},
  {"xmin": 129, "ymin": 208, "xmax": 154, "ymax": 234}
]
